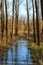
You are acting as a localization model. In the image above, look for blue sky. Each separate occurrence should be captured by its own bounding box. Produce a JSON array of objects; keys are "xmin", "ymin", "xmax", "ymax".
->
[{"xmin": 7, "ymin": 0, "xmax": 41, "ymax": 21}]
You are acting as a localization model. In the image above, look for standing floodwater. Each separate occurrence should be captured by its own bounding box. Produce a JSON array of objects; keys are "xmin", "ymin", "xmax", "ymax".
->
[{"xmin": 0, "ymin": 38, "xmax": 33, "ymax": 65}]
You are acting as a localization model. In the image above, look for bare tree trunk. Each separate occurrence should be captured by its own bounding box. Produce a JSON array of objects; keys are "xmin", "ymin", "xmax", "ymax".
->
[
  {"xmin": 1, "ymin": 0, "xmax": 4, "ymax": 39},
  {"xmin": 35, "ymin": 0, "xmax": 40, "ymax": 45},
  {"xmin": 12, "ymin": 0, "xmax": 14, "ymax": 39},
  {"xmin": 32, "ymin": 0, "xmax": 36, "ymax": 42},
  {"xmin": 41, "ymin": 0, "xmax": 43, "ymax": 34},
  {"xmin": 41, "ymin": 0, "xmax": 43, "ymax": 20},
  {"xmin": 15, "ymin": 0, "xmax": 19, "ymax": 36},
  {"xmin": 15, "ymin": 10, "xmax": 18, "ymax": 36},
  {"xmin": 26, "ymin": 0, "xmax": 30, "ymax": 37},
  {"xmin": 5, "ymin": 0, "xmax": 8, "ymax": 43}
]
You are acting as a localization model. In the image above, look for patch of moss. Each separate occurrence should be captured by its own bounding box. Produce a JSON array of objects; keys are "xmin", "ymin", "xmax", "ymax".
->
[{"xmin": 28, "ymin": 42, "xmax": 43, "ymax": 65}]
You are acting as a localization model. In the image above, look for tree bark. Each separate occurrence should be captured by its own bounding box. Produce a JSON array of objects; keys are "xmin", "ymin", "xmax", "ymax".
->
[
  {"xmin": 41, "ymin": 0, "xmax": 43, "ymax": 34},
  {"xmin": 12, "ymin": 0, "xmax": 14, "ymax": 39},
  {"xmin": 41, "ymin": 0, "xmax": 43, "ymax": 20},
  {"xmin": 15, "ymin": 0, "xmax": 19, "ymax": 36},
  {"xmin": 1, "ymin": 0, "xmax": 4, "ymax": 39},
  {"xmin": 26, "ymin": 0, "xmax": 30, "ymax": 37},
  {"xmin": 5, "ymin": 0, "xmax": 8, "ymax": 43},
  {"xmin": 35, "ymin": 0, "xmax": 40, "ymax": 45},
  {"xmin": 32, "ymin": 0, "xmax": 36, "ymax": 42}
]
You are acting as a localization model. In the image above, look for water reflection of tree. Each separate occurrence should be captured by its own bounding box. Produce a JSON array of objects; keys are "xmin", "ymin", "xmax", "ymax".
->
[
  {"xmin": 5, "ymin": 52, "xmax": 8, "ymax": 65},
  {"xmin": 0, "ymin": 56, "xmax": 3, "ymax": 65},
  {"xmin": 15, "ymin": 43, "xmax": 18, "ymax": 65},
  {"xmin": 11, "ymin": 48, "xmax": 13, "ymax": 65}
]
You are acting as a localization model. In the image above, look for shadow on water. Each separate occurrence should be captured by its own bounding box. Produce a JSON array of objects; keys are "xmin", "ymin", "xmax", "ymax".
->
[{"xmin": 0, "ymin": 38, "xmax": 37, "ymax": 65}]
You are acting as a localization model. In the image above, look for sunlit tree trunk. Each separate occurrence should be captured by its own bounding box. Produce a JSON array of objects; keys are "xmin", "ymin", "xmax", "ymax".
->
[
  {"xmin": 1, "ymin": 0, "xmax": 4, "ymax": 39},
  {"xmin": 26, "ymin": 0, "xmax": 30, "ymax": 37},
  {"xmin": 32, "ymin": 0, "xmax": 36, "ymax": 42},
  {"xmin": 5, "ymin": 0, "xmax": 8, "ymax": 43},
  {"xmin": 35, "ymin": 0, "xmax": 40, "ymax": 45}
]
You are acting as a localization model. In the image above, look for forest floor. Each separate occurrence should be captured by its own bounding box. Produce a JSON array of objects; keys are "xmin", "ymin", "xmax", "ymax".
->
[
  {"xmin": 28, "ymin": 42, "xmax": 43, "ymax": 65},
  {"xmin": 0, "ymin": 33, "xmax": 33, "ymax": 47},
  {"xmin": 0, "ymin": 33, "xmax": 28, "ymax": 53}
]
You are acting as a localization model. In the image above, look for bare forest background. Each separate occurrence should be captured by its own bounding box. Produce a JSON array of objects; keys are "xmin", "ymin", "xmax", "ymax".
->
[{"xmin": 0, "ymin": 0, "xmax": 43, "ymax": 47}]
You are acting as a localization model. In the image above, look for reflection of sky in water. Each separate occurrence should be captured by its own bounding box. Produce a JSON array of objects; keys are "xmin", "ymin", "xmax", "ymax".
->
[
  {"xmin": 0, "ymin": 39, "xmax": 32, "ymax": 65},
  {"xmin": 17, "ymin": 42, "xmax": 27, "ymax": 62},
  {"xmin": 7, "ymin": 49, "xmax": 13, "ymax": 62}
]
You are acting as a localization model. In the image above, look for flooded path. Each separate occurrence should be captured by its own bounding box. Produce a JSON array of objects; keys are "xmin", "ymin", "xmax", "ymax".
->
[{"xmin": 0, "ymin": 38, "xmax": 34, "ymax": 65}]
